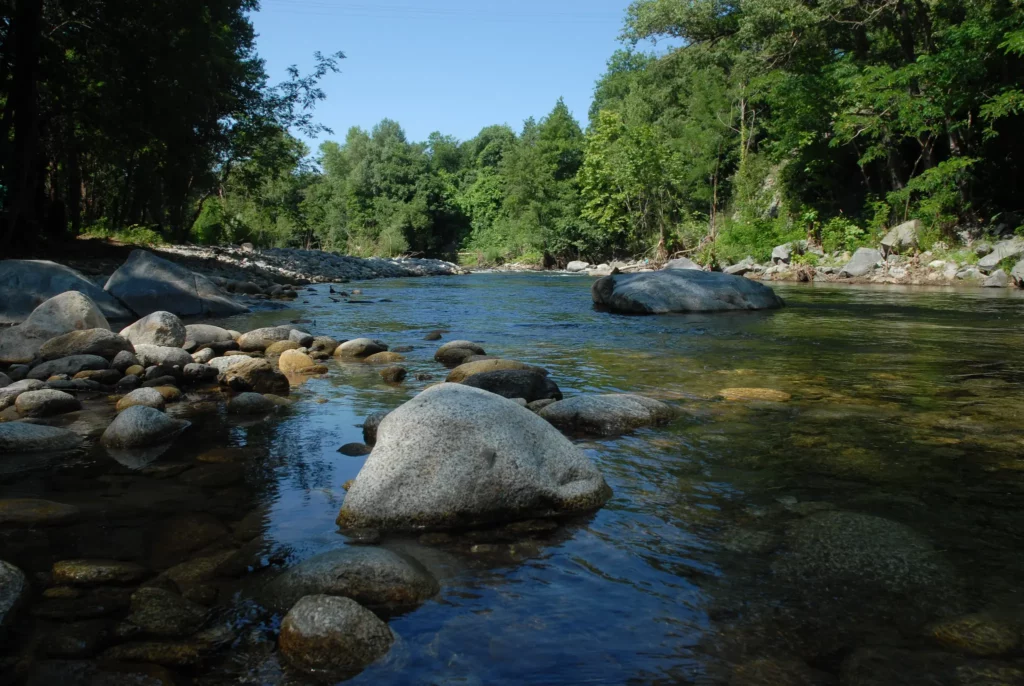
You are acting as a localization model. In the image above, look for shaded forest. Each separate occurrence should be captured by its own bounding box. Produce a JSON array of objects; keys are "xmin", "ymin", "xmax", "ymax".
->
[{"xmin": 2, "ymin": 0, "xmax": 1023, "ymax": 265}]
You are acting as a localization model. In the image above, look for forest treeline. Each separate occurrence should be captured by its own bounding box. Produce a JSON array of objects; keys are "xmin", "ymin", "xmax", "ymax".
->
[{"xmin": 2, "ymin": 0, "xmax": 1023, "ymax": 265}]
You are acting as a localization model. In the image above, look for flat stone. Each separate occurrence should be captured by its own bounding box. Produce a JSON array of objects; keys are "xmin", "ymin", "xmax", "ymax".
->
[
  {"xmin": 460, "ymin": 369, "xmax": 562, "ymax": 403},
  {"xmin": 38, "ymin": 329, "xmax": 133, "ymax": 361},
  {"xmin": 237, "ymin": 326, "xmax": 293, "ymax": 352},
  {"xmin": 0, "ymin": 498, "xmax": 80, "ymax": 526},
  {"xmin": 184, "ymin": 324, "xmax": 234, "ymax": 349},
  {"xmin": 0, "ymin": 420, "xmax": 83, "ymax": 453},
  {"xmin": 446, "ymin": 359, "xmax": 546, "ymax": 383},
  {"xmin": 52, "ymin": 559, "xmax": 149, "ymax": 586},
  {"xmin": 720, "ymin": 387, "xmax": 792, "ymax": 402},
  {"xmin": 538, "ymin": 394, "xmax": 675, "ymax": 436},
  {"xmin": 278, "ymin": 595, "xmax": 394, "ymax": 676}
]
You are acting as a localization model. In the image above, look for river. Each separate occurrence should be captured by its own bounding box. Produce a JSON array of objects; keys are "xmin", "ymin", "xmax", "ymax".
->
[{"xmin": 5, "ymin": 273, "xmax": 1024, "ymax": 685}]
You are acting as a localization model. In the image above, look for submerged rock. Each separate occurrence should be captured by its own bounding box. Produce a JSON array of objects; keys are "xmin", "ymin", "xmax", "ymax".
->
[
  {"xmin": 38, "ymin": 329, "xmax": 133, "ymax": 361},
  {"xmin": 720, "ymin": 388, "xmax": 792, "ymax": 402},
  {"xmin": 364, "ymin": 351, "xmax": 405, "ymax": 364},
  {"xmin": 337, "ymin": 384, "xmax": 612, "ymax": 531},
  {"xmin": 278, "ymin": 595, "xmax": 394, "ymax": 677},
  {"xmin": 379, "ymin": 366, "xmax": 407, "ymax": 383},
  {"xmin": 52, "ymin": 560, "xmax": 149, "ymax": 586},
  {"xmin": 126, "ymin": 587, "xmax": 208, "ymax": 637},
  {"xmin": 100, "ymin": 405, "xmax": 190, "ymax": 449},
  {"xmin": 460, "ymin": 369, "xmax": 562, "ymax": 403},
  {"xmin": 0, "ymin": 498, "xmax": 80, "ymax": 526},
  {"xmin": 0, "ymin": 421, "xmax": 83, "ymax": 453},
  {"xmin": 0, "ymin": 260, "xmax": 133, "ymax": 324},
  {"xmin": 262, "ymin": 546, "xmax": 439, "ymax": 612},
  {"xmin": 539, "ymin": 394, "xmax": 674, "ymax": 436},
  {"xmin": 227, "ymin": 392, "xmax": 278, "ymax": 415},
  {"xmin": 446, "ymin": 359, "xmax": 547, "ymax": 383},
  {"xmin": 592, "ymin": 270, "xmax": 784, "ymax": 314},
  {"xmin": 0, "ymin": 292, "xmax": 111, "ymax": 365}
]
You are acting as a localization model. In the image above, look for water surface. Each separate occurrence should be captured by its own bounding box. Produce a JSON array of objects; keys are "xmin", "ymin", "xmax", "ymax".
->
[{"xmin": 5, "ymin": 274, "xmax": 1024, "ymax": 685}]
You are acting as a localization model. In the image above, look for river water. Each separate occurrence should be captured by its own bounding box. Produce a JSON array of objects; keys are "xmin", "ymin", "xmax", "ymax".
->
[{"xmin": 4, "ymin": 273, "xmax": 1024, "ymax": 685}]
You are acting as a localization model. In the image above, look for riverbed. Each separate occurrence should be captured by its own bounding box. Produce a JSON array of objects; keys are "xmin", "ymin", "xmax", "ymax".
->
[{"xmin": 5, "ymin": 274, "xmax": 1024, "ymax": 684}]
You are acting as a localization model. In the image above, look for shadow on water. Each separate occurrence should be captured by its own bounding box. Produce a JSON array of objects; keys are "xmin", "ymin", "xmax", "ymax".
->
[{"xmin": 4, "ymin": 274, "xmax": 1024, "ymax": 684}]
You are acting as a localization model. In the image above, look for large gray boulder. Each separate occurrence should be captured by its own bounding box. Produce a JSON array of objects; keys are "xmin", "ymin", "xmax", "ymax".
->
[
  {"xmin": 566, "ymin": 260, "xmax": 589, "ymax": 273},
  {"xmin": 771, "ymin": 240, "xmax": 807, "ymax": 265},
  {"xmin": 262, "ymin": 547, "xmax": 439, "ymax": 613},
  {"xmin": 983, "ymin": 269, "xmax": 1008, "ymax": 288},
  {"xmin": 104, "ymin": 250, "xmax": 249, "ymax": 318},
  {"xmin": 880, "ymin": 220, "xmax": 920, "ymax": 257},
  {"xmin": 0, "ymin": 421, "xmax": 83, "ymax": 453},
  {"xmin": 100, "ymin": 405, "xmax": 190, "ymax": 449},
  {"xmin": 839, "ymin": 248, "xmax": 883, "ymax": 278},
  {"xmin": 592, "ymin": 270, "xmax": 784, "ymax": 314},
  {"xmin": 460, "ymin": 369, "xmax": 562, "ymax": 403},
  {"xmin": 37, "ymin": 328, "xmax": 133, "ymax": 361},
  {"xmin": 978, "ymin": 238, "xmax": 1024, "ymax": 273},
  {"xmin": 0, "ymin": 292, "xmax": 110, "ymax": 365},
  {"xmin": 539, "ymin": 394, "xmax": 675, "ymax": 436},
  {"xmin": 337, "ymin": 384, "xmax": 612, "ymax": 531},
  {"xmin": 119, "ymin": 311, "xmax": 186, "ymax": 347},
  {"xmin": 278, "ymin": 595, "xmax": 394, "ymax": 677},
  {"xmin": 27, "ymin": 354, "xmax": 108, "ymax": 380},
  {"xmin": 0, "ymin": 260, "xmax": 133, "ymax": 324}
]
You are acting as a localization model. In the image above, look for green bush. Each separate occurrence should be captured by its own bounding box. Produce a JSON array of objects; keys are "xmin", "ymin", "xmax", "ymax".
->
[
  {"xmin": 82, "ymin": 221, "xmax": 166, "ymax": 246},
  {"xmin": 820, "ymin": 217, "xmax": 866, "ymax": 254}
]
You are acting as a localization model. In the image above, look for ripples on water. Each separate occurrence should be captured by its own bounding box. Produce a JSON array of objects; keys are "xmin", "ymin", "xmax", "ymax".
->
[{"xmin": 4, "ymin": 274, "xmax": 1024, "ymax": 685}]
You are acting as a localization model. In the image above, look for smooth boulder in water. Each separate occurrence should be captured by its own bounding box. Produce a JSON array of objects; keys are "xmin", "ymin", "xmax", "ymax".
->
[
  {"xmin": 278, "ymin": 595, "xmax": 394, "ymax": 677},
  {"xmin": 100, "ymin": 405, "xmax": 190, "ymax": 449},
  {"xmin": 14, "ymin": 389, "xmax": 82, "ymax": 418},
  {"xmin": 0, "ymin": 422, "xmax": 83, "ymax": 453},
  {"xmin": 460, "ymin": 369, "xmax": 562, "ymax": 403},
  {"xmin": 337, "ymin": 383, "xmax": 612, "ymax": 531},
  {"xmin": 335, "ymin": 338, "xmax": 389, "ymax": 358},
  {"xmin": 219, "ymin": 358, "xmax": 289, "ymax": 395},
  {"xmin": 237, "ymin": 326, "xmax": 293, "ymax": 352},
  {"xmin": 262, "ymin": 546, "xmax": 439, "ymax": 613},
  {"xmin": 0, "ymin": 292, "xmax": 111, "ymax": 365},
  {"xmin": 433, "ymin": 340, "xmax": 485, "ymax": 367},
  {"xmin": 104, "ymin": 249, "xmax": 249, "ymax": 318},
  {"xmin": 592, "ymin": 270, "xmax": 784, "ymax": 314},
  {"xmin": 539, "ymin": 394, "xmax": 675, "ymax": 436},
  {"xmin": 446, "ymin": 359, "xmax": 547, "ymax": 383}
]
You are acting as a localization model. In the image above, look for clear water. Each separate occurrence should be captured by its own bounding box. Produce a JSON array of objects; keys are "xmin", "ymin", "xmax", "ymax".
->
[{"xmin": 5, "ymin": 274, "xmax": 1024, "ymax": 685}]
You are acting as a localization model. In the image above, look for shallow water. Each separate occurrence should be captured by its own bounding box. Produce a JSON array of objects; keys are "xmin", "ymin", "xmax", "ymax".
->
[{"xmin": 5, "ymin": 274, "xmax": 1024, "ymax": 685}]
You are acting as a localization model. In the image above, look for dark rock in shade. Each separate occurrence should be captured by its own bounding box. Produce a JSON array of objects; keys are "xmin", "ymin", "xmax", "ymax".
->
[
  {"xmin": 219, "ymin": 357, "xmax": 289, "ymax": 395},
  {"xmin": 104, "ymin": 249, "xmax": 249, "ymax": 318},
  {"xmin": 73, "ymin": 368, "xmax": 121, "ymax": 385},
  {"xmin": 38, "ymin": 329, "xmax": 134, "ymax": 361},
  {"xmin": 278, "ymin": 595, "xmax": 394, "ymax": 677},
  {"xmin": 15, "ymin": 389, "xmax": 82, "ymax": 417},
  {"xmin": 28, "ymin": 355, "xmax": 109, "ymax": 381},
  {"xmin": 433, "ymin": 339, "xmax": 486, "ymax": 367},
  {"xmin": 0, "ymin": 259, "xmax": 134, "ymax": 324},
  {"xmin": 338, "ymin": 443, "xmax": 372, "ymax": 457},
  {"xmin": 379, "ymin": 365, "xmax": 407, "ymax": 383},
  {"xmin": 0, "ymin": 560, "xmax": 27, "ymax": 632},
  {"xmin": 361, "ymin": 411, "xmax": 390, "ymax": 445},
  {"xmin": 125, "ymin": 587, "xmax": 208, "ymax": 637},
  {"xmin": 538, "ymin": 394, "xmax": 675, "ymax": 436},
  {"xmin": 0, "ymin": 421, "xmax": 84, "ymax": 453},
  {"xmin": 0, "ymin": 372, "xmax": 10, "ymax": 388},
  {"xmin": 460, "ymin": 369, "xmax": 562, "ymax": 403},
  {"xmin": 592, "ymin": 270, "xmax": 784, "ymax": 314},
  {"xmin": 182, "ymin": 363, "xmax": 218, "ymax": 384},
  {"xmin": 0, "ymin": 292, "xmax": 111, "ymax": 365},
  {"xmin": 289, "ymin": 329, "xmax": 314, "ymax": 347},
  {"xmin": 227, "ymin": 392, "xmax": 277, "ymax": 415},
  {"xmin": 262, "ymin": 546, "xmax": 439, "ymax": 613},
  {"xmin": 119, "ymin": 311, "xmax": 186, "ymax": 348},
  {"xmin": 0, "ymin": 498, "xmax": 81, "ymax": 526},
  {"xmin": 111, "ymin": 350, "xmax": 140, "ymax": 373},
  {"xmin": 7, "ymin": 365, "xmax": 29, "ymax": 381},
  {"xmin": 100, "ymin": 640, "xmax": 208, "ymax": 667},
  {"xmin": 309, "ymin": 336, "xmax": 340, "ymax": 355},
  {"xmin": 24, "ymin": 659, "xmax": 178, "ymax": 686},
  {"xmin": 115, "ymin": 375, "xmax": 141, "ymax": 392},
  {"xmin": 446, "ymin": 358, "xmax": 547, "ymax": 383},
  {"xmin": 337, "ymin": 384, "xmax": 612, "ymax": 531},
  {"xmin": 52, "ymin": 560, "xmax": 149, "ymax": 586},
  {"xmin": 37, "ymin": 619, "xmax": 113, "ymax": 658},
  {"xmin": 100, "ymin": 405, "xmax": 191, "ymax": 449},
  {"xmin": 423, "ymin": 331, "xmax": 443, "ymax": 341},
  {"xmin": 838, "ymin": 646, "xmax": 1021, "ymax": 686}
]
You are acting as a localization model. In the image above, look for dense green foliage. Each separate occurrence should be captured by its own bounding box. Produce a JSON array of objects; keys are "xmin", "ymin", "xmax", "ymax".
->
[{"xmin": 3, "ymin": 0, "xmax": 1022, "ymax": 265}]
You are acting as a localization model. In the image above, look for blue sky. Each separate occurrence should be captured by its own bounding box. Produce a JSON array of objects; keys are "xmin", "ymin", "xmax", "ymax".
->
[{"xmin": 249, "ymin": 0, "xmax": 640, "ymax": 147}]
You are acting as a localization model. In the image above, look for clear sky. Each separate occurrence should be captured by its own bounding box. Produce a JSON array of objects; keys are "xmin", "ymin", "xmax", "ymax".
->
[{"xmin": 249, "ymin": 0, "xmax": 640, "ymax": 148}]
